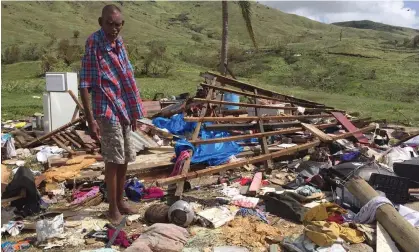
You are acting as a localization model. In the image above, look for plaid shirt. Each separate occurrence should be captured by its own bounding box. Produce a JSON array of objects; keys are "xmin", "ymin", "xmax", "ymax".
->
[{"xmin": 80, "ymin": 28, "xmax": 145, "ymax": 125}]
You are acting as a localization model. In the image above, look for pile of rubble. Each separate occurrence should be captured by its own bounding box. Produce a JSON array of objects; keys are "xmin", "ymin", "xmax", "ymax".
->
[{"xmin": 1, "ymin": 71, "xmax": 419, "ymax": 252}]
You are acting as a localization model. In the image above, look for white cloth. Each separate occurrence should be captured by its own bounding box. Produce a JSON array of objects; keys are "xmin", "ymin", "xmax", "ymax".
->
[
  {"xmin": 36, "ymin": 146, "xmax": 64, "ymax": 163},
  {"xmin": 353, "ymin": 196, "xmax": 393, "ymax": 224},
  {"xmin": 398, "ymin": 205, "xmax": 419, "ymax": 227}
]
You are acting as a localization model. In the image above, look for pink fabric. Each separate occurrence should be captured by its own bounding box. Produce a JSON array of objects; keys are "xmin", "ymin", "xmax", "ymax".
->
[
  {"xmin": 171, "ymin": 150, "xmax": 190, "ymax": 176},
  {"xmin": 71, "ymin": 186, "xmax": 99, "ymax": 205},
  {"xmin": 143, "ymin": 187, "xmax": 164, "ymax": 199}
]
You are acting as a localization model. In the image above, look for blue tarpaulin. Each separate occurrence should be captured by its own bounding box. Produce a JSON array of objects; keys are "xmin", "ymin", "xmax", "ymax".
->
[
  {"xmin": 152, "ymin": 114, "xmax": 196, "ymax": 135},
  {"xmin": 153, "ymin": 113, "xmax": 243, "ymax": 166}
]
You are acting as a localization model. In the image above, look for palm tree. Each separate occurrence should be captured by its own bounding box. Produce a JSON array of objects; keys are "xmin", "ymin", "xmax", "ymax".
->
[{"xmin": 219, "ymin": 1, "xmax": 257, "ymax": 75}]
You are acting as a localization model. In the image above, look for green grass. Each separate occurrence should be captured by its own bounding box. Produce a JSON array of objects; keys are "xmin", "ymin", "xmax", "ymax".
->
[{"xmin": 1, "ymin": 1, "xmax": 419, "ymax": 125}]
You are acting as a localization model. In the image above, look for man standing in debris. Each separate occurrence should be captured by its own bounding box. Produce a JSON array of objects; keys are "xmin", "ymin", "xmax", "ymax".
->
[{"xmin": 80, "ymin": 4, "xmax": 145, "ymax": 224}]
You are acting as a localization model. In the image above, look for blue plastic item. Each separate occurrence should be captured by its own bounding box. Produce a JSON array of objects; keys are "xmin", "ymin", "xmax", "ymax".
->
[
  {"xmin": 175, "ymin": 128, "xmax": 243, "ymax": 166},
  {"xmin": 223, "ymin": 92, "xmax": 240, "ymax": 110},
  {"xmin": 152, "ymin": 114, "xmax": 196, "ymax": 135},
  {"xmin": 124, "ymin": 179, "xmax": 144, "ymax": 202}
]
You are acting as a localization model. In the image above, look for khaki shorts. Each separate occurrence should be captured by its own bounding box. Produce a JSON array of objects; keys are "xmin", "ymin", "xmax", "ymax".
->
[{"xmin": 97, "ymin": 118, "xmax": 136, "ymax": 164}]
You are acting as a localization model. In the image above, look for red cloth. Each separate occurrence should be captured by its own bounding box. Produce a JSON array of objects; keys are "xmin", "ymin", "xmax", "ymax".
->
[
  {"xmin": 327, "ymin": 214, "xmax": 344, "ymax": 224},
  {"xmin": 239, "ymin": 177, "xmax": 252, "ymax": 186},
  {"xmin": 107, "ymin": 229, "xmax": 131, "ymax": 248},
  {"xmin": 143, "ymin": 187, "xmax": 164, "ymax": 199}
]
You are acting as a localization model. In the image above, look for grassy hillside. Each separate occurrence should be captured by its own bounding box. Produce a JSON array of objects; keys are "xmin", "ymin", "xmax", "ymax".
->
[
  {"xmin": 2, "ymin": 1, "xmax": 419, "ymax": 125},
  {"xmin": 333, "ymin": 20, "xmax": 419, "ymax": 34}
]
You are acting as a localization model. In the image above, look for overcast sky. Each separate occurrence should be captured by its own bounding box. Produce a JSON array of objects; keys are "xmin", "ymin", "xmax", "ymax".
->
[{"xmin": 260, "ymin": 1, "xmax": 419, "ymax": 29}]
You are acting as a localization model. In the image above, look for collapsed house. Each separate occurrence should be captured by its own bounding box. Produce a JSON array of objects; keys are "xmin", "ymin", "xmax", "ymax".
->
[{"xmin": 1, "ymin": 71, "xmax": 419, "ymax": 252}]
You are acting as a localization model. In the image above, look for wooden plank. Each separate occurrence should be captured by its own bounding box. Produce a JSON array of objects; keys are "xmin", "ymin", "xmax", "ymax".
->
[
  {"xmin": 25, "ymin": 117, "xmax": 85, "ymax": 147},
  {"xmin": 301, "ymin": 123, "xmax": 334, "ymax": 143},
  {"xmin": 51, "ymin": 136, "xmax": 75, "ymax": 155},
  {"xmin": 345, "ymin": 177, "xmax": 419, "ymax": 252},
  {"xmin": 201, "ymin": 83, "xmax": 326, "ymax": 107},
  {"xmin": 254, "ymin": 88, "xmax": 271, "ymax": 170},
  {"xmin": 175, "ymin": 78, "xmax": 216, "ymax": 196},
  {"xmin": 61, "ymin": 132, "xmax": 82, "ymax": 149},
  {"xmin": 157, "ymin": 140, "xmax": 321, "ymax": 186},
  {"xmin": 157, "ymin": 124, "xmax": 376, "ymax": 186},
  {"xmin": 332, "ymin": 112, "xmax": 369, "ymax": 144},
  {"xmin": 201, "ymin": 71, "xmax": 324, "ymax": 106},
  {"xmin": 190, "ymin": 127, "xmax": 313, "ymax": 145},
  {"xmin": 56, "ymin": 133, "xmax": 69, "ymax": 145},
  {"xmin": 68, "ymin": 90, "xmax": 85, "ymax": 113},
  {"xmin": 184, "ymin": 114, "xmax": 333, "ymax": 122},
  {"xmin": 248, "ymin": 172, "xmax": 262, "ymax": 196},
  {"xmin": 193, "ymin": 98, "xmax": 339, "ymax": 112}
]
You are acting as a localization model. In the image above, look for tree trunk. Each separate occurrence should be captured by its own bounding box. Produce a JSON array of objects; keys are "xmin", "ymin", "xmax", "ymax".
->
[{"xmin": 220, "ymin": 0, "xmax": 228, "ymax": 76}]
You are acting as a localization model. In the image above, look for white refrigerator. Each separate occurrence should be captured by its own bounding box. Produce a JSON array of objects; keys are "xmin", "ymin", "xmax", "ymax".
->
[{"xmin": 43, "ymin": 72, "xmax": 79, "ymax": 134}]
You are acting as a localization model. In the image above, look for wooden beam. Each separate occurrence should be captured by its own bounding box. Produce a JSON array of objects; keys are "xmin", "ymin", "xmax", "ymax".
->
[
  {"xmin": 56, "ymin": 133, "xmax": 69, "ymax": 145},
  {"xmin": 25, "ymin": 117, "xmax": 85, "ymax": 148},
  {"xmin": 301, "ymin": 123, "xmax": 334, "ymax": 143},
  {"xmin": 201, "ymin": 71, "xmax": 324, "ymax": 106},
  {"xmin": 51, "ymin": 136, "xmax": 75, "ymax": 155},
  {"xmin": 345, "ymin": 177, "xmax": 419, "ymax": 252},
  {"xmin": 200, "ymin": 83, "xmax": 328, "ymax": 108},
  {"xmin": 60, "ymin": 132, "xmax": 82, "ymax": 149},
  {"xmin": 157, "ymin": 140, "xmax": 321, "ymax": 186},
  {"xmin": 68, "ymin": 90, "xmax": 85, "ymax": 113},
  {"xmin": 185, "ymin": 114, "xmax": 333, "ymax": 123},
  {"xmin": 190, "ymin": 124, "xmax": 340, "ymax": 145},
  {"xmin": 254, "ymin": 88, "xmax": 272, "ymax": 170},
  {"xmin": 157, "ymin": 124, "xmax": 376, "ymax": 186},
  {"xmin": 174, "ymin": 78, "xmax": 216, "ymax": 196},
  {"xmin": 193, "ymin": 98, "xmax": 340, "ymax": 112}
]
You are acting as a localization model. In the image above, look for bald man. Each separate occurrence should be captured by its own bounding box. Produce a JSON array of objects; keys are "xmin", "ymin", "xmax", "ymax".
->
[{"xmin": 80, "ymin": 4, "xmax": 145, "ymax": 224}]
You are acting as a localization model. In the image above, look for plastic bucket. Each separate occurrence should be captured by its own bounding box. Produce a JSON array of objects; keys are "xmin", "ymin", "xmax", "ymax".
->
[{"xmin": 223, "ymin": 92, "xmax": 239, "ymax": 110}]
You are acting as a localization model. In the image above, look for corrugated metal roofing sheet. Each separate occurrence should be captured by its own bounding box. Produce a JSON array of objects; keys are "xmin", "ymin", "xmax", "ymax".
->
[{"xmin": 132, "ymin": 130, "xmax": 159, "ymax": 152}]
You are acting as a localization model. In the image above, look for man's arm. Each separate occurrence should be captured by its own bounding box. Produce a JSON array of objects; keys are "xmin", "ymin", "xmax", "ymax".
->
[{"xmin": 80, "ymin": 40, "xmax": 101, "ymax": 140}]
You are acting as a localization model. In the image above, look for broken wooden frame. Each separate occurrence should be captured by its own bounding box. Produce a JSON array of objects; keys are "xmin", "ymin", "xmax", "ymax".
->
[{"xmin": 157, "ymin": 122, "xmax": 375, "ymax": 187}]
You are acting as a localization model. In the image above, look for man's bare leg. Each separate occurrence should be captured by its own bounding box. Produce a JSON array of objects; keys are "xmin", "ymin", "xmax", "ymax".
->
[
  {"xmin": 105, "ymin": 162, "xmax": 123, "ymax": 224},
  {"xmin": 116, "ymin": 163, "xmax": 137, "ymax": 214}
]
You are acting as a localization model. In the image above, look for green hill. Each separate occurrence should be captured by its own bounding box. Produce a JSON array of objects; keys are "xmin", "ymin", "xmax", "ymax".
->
[
  {"xmin": 2, "ymin": 1, "xmax": 419, "ymax": 125},
  {"xmin": 333, "ymin": 20, "xmax": 419, "ymax": 35}
]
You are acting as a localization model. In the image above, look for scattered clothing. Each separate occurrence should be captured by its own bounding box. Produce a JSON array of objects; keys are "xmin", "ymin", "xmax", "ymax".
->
[
  {"xmin": 125, "ymin": 223, "xmax": 189, "ymax": 252},
  {"xmin": 282, "ymin": 234, "xmax": 348, "ymax": 252},
  {"xmin": 353, "ymin": 196, "xmax": 393, "ymax": 224},
  {"xmin": 236, "ymin": 208, "xmax": 268, "ymax": 223},
  {"xmin": 327, "ymin": 214, "xmax": 344, "ymax": 224},
  {"xmin": 71, "ymin": 186, "xmax": 100, "ymax": 205},
  {"xmin": 35, "ymin": 146, "xmax": 64, "ymax": 163},
  {"xmin": 142, "ymin": 187, "xmax": 164, "ymax": 200},
  {"xmin": 231, "ymin": 195, "xmax": 259, "ymax": 208},
  {"xmin": 296, "ymin": 185, "xmax": 321, "ymax": 196},
  {"xmin": 398, "ymin": 205, "xmax": 419, "ymax": 227},
  {"xmin": 1, "ymin": 221, "xmax": 24, "ymax": 236},
  {"xmin": 107, "ymin": 229, "xmax": 131, "ymax": 248},
  {"xmin": 305, "ymin": 221, "xmax": 364, "ymax": 247},
  {"xmin": 171, "ymin": 150, "xmax": 190, "ymax": 176},
  {"xmin": 2, "ymin": 167, "xmax": 42, "ymax": 217},
  {"xmin": 124, "ymin": 179, "xmax": 164, "ymax": 202},
  {"xmin": 304, "ymin": 203, "xmax": 347, "ymax": 222},
  {"xmin": 263, "ymin": 192, "xmax": 307, "ymax": 223}
]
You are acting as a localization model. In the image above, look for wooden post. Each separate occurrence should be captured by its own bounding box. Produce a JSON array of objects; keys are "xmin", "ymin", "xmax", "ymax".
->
[
  {"xmin": 345, "ymin": 177, "xmax": 419, "ymax": 252},
  {"xmin": 174, "ymin": 78, "xmax": 217, "ymax": 196},
  {"xmin": 157, "ymin": 140, "xmax": 321, "ymax": 186},
  {"xmin": 254, "ymin": 88, "xmax": 272, "ymax": 170},
  {"xmin": 184, "ymin": 114, "xmax": 333, "ymax": 122}
]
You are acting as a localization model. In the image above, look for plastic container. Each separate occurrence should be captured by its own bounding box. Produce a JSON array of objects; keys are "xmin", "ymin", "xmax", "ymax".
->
[{"xmin": 223, "ymin": 92, "xmax": 239, "ymax": 110}]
